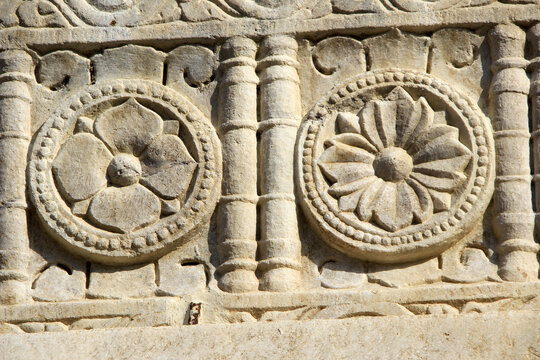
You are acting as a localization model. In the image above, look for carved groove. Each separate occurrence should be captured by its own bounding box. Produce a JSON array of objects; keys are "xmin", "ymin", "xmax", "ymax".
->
[
  {"xmin": 0, "ymin": 50, "xmax": 33, "ymax": 305},
  {"xmin": 258, "ymin": 35, "xmax": 303, "ymax": 292},
  {"xmin": 216, "ymin": 37, "xmax": 260, "ymax": 293},
  {"xmin": 488, "ymin": 24, "xmax": 539, "ymax": 282}
]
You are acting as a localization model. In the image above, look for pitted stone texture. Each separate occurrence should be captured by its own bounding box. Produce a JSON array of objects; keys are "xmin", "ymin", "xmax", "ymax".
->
[
  {"xmin": 88, "ymin": 184, "xmax": 161, "ymax": 233},
  {"xmin": 37, "ymin": 51, "xmax": 91, "ymax": 91},
  {"xmin": 1, "ymin": 312, "xmax": 539, "ymax": 359},
  {"xmin": 2, "ymin": 0, "xmax": 525, "ymax": 27},
  {"xmin": 319, "ymin": 260, "xmax": 367, "ymax": 289},
  {"xmin": 52, "ymin": 133, "xmax": 112, "ymax": 203},
  {"xmin": 0, "ymin": 5, "xmax": 539, "ymax": 358},
  {"xmin": 318, "ymin": 87, "xmax": 471, "ymax": 232},
  {"xmin": 363, "ymin": 30, "xmax": 431, "ymax": 72}
]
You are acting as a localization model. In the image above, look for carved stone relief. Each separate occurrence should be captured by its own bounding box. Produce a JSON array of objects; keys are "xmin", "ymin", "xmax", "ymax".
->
[
  {"xmin": 29, "ymin": 79, "xmax": 221, "ymax": 264},
  {"xmin": 1, "ymin": 0, "xmax": 537, "ymax": 27},
  {"xmin": 297, "ymin": 70, "xmax": 494, "ymax": 263},
  {"xmin": 0, "ymin": 2, "xmax": 538, "ymax": 357}
]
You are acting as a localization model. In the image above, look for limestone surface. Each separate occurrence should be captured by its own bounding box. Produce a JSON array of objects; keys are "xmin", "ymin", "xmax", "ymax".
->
[{"xmin": 0, "ymin": 1, "xmax": 539, "ymax": 358}]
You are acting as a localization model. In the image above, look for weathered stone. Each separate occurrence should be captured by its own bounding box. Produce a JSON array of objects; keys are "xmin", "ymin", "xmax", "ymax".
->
[
  {"xmin": 158, "ymin": 262, "xmax": 206, "ymax": 296},
  {"xmin": 70, "ymin": 317, "xmax": 131, "ymax": 330},
  {"xmin": 44, "ymin": 322, "xmax": 68, "ymax": 332},
  {"xmin": 368, "ymin": 257, "xmax": 441, "ymax": 288},
  {"xmin": 18, "ymin": 322, "xmax": 45, "ymax": 333},
  {"xmin": 88, "ymin": 184, "xmax": 161, "ymax": 233},
  {"xmin": 52, "ymin": 133, "xmax": 112, "ymax": 203},
  {"xmin": 0, "ymin": 1, "xmax": 539, "ymax": 358},
  {"xmin": 87, "ymin": 264, "xmax": 156, "ymax": 299},
  {"xmin": 37, "ymin": 51, "xmax": 91, "ymax": 91},
  {"xmin": 1, "ymin": 312, "xmax": 539, "ymax": 359},
  {"xmin": 139, "ymin": 135, "xmax": 197, "ymax": 200},
  {"xmin": 319, "ymin": 260, "xmax": 367, "ymax": 289},
  {"xmin": 32, "ymin": 265, "xmax": 85, "ymax": 302}
]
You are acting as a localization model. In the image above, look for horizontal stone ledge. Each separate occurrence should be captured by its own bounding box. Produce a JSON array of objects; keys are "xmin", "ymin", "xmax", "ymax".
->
[
  {"xmin": 0, "ymin": 297, "xmax": 187, "ymax": 324},
  {"xmin": 219, "ymin": 281, "xmax": 540, "ymax": 309},
  {"xmin": 0, "ymin": 5, "xmax": 538, "ymax": 47},
  {"xmin": 0, "ymin": 311, "xmax": 538, "ymax": 360}
]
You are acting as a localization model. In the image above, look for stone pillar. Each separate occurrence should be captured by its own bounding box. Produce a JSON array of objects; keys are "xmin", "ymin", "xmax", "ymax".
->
[
  {"xmin": 0, "ymin": 50, "xmax": 33, "ymax": 304},
  {"xmin": 258, "ymin": 35, "xmax": 302, "ymax": 291},
  {"xmin": 488, "ymin": 24, "xmax": 539, "ymax": 281},
  {"xmin": 216, "ymin": 37, "xmax": 259, "ymax": 293},
  {"xmin": 529, "ymin": 23, "xmax": 540, "ymax": 268}
]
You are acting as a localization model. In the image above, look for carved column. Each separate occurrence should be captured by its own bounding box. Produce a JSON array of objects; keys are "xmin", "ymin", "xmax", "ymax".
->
[
  {"xmin": 529, "ymin": 23, "xmax": 540, "ymax": 262},
  {"xmin": 258, "ymin": 35, "xmax": 302, "ymax": 291},
  {"xmin": 488, "ymin": 24, "xmax": 539, "ymax": 281},
  {"xmin": 216, "ymin": 37, "xmax": 259, "ymax": 292},
  {"xmin": 0, "ymin": 50, "xmax": 33, "ymax": 303}
]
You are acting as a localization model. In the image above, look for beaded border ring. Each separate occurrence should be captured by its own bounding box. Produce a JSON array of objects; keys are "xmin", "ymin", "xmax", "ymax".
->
[
  {"xmin": 29, "ymin": 80, "xmax": 221, "ymax": 264},
  {"xmin": 296, "ymin": 70, "xmax": 494, "ymax": 263}
]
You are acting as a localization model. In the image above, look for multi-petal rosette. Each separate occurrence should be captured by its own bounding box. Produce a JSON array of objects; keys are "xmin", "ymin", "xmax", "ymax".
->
[
  {"xmin": 318, "ymin": 87, "xmax": 471, "ymax": 232},
  {"xmin": 52, "ymin": 98, "xmax": 197, "ymax": 234}
]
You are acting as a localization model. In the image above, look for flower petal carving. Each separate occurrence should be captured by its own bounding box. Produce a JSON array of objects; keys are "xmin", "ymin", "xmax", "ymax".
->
[
  {"xmin": 94, "ymin": 98, "xmax": 163, "ymax": 156},
  {"xmin": 52, "ymin": 133, "xmax": 113, "ymax": 202},
  {"xmin": 405, "ymin": 178, "xmax": 433, "ymax": 222},
  {"xmin": 88, "ymin": 184, "xmax": 161, "ymax": 233},
  {"xmin": 336, "ymin": 112, "xmax": 361, "ymax": 134},
  {"xmin": 140, "ymin": 134, "xmax": 197, "ymax": 199},
  {"xmin": 318, "ymin": 86, "xmax": 472, "ymax": 231}
]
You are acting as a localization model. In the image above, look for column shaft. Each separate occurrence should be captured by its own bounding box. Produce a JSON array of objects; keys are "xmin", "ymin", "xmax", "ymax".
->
[
  {"xmin": 528, "ymin": 23, "xmax": 540, "ymax": 277},
  {"xmin": 488, "ymin": 24, "xmax": 539, "ymax": 281},
  {"xmin": 0, "ymin": 50, "xmax": 33, "ymax": 303},
  {"xmin": 216, "ymin": 37, "xmax": 259, "ymax": 292},
  {"xmin": 258, "ymin": 35, "xmax": 302, "ymax": 291}
]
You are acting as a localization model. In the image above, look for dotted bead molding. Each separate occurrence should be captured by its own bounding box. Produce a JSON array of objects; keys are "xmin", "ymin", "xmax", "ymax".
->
[
  {"xmin": 297, "ymin": 70, "xmax": 494, "ymax": 262},
  {"xmin": 29, "ymin": 80, "xmax": 221, "ymax": 264}
]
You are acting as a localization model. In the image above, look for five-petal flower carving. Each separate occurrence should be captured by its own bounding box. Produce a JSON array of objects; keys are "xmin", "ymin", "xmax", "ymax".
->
[
  {"xmin": 52, "ymin": 98, "xmax": 197, "ymax": 233},
  {"xmin": 318, "ymin": 87, "xmax": 471, "ymax": 232}
]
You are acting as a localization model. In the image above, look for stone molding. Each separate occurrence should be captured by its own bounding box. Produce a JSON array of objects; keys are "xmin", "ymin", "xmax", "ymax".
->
[{"xmin": 0, "ymin": 3, "xmax": 538, "ymax": 359}]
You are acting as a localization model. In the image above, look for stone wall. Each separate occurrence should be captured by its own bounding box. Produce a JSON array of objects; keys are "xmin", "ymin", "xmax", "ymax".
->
[{"xmin": 0, "ymin": 1, "xmax": 539, "ymax": 358}]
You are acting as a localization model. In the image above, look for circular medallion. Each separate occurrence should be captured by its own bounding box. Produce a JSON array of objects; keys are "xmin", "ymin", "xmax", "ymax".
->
[
  {"xmin": 29, "ymin": 80, "xmax": 221, "ymax": 264},
  {"xmin": 296, "ymin": 70, "xmax": 494, "ymax": 263}
]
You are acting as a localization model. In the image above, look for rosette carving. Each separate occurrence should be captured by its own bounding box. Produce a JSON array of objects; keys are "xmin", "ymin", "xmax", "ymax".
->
[
  {"xmin": 53, "ymin": 98, "xmax": 197, "ymax": 233},
  {"xmin": 29, "ymin": 80, "xmax": 221, "ymax": 264},
  {"xmin": 296, "ymin": 70, "xmax": 494, "ymax": 263},
  {"xmin": 319, "ymin": 87, "xmax": 471, "ymax": 232}
]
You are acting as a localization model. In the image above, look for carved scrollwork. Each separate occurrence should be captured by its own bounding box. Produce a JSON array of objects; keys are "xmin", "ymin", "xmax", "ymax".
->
[
  {"xmin": 29, "ymin": 79, "xmax": 221, "ymax": 264},
  {"xmin": 387, "ymin": 0, "xmax": 485, "ymax": 12},
  {"xmin": 221, "ymin": 0, "xmax": 323, "ymax": 19},
  {"xmin": 296, "ymin": 70, "xmax": 494, "ymax": 263},
  {"xmin": 0, "ymin": 0, "xmax": 534, "ymax": 28},
  {"xmin": 62, "ymin": 0, "xmax": 182, "ymax": 26}
]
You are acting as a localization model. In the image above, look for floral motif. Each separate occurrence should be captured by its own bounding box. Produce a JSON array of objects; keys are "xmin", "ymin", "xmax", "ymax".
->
[
  {"xmin": 52, "ymin": 98, "xmax": 197, "ymax": 233},
  {"xmin": 318, "ymin": 87, "xmax": 471, "ymax": 232}
]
